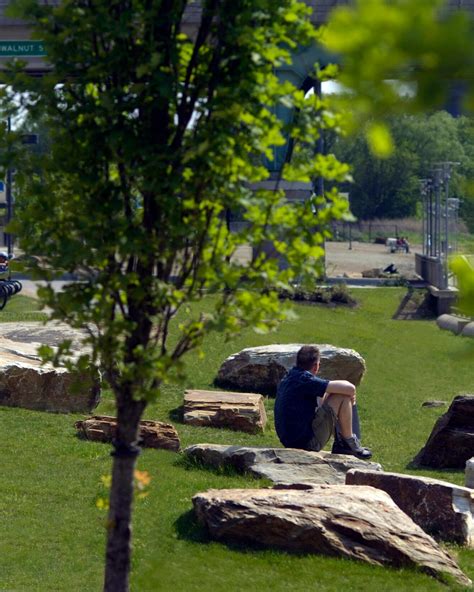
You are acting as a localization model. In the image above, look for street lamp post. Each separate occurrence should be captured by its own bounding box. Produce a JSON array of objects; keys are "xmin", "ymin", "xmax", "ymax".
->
[{"xmin": 5, "ymin": 117, "xmax": 12, "ymax": 266}]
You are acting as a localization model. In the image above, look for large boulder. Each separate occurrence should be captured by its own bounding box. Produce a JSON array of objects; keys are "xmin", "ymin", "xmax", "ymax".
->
[
  {"xmin": 193, "ymin": 486, "xmax": 471, "ymax": 586},
  {"xmin": 0, "ymin": 322, "xmax": 99, "ymax": 413},
  {"xmin": 346, "ymin": 469, "xmax": 474, "ymax": 546},
  {"xmin": 413, "ymin": 395, "xmax": 474, "ymax": 469},
  {"xmin": 215, "ymin": 344, "xmax": 366, "ymax": 395},
  {"xmin": 184, "ymin": 444, "xmax": 382, "ymax": 486}
]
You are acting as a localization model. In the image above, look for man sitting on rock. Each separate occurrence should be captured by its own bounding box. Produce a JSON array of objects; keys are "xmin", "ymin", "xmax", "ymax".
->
[{"xmin": 274, "ymin": 345, "xmax": 372, "ymax": 459}]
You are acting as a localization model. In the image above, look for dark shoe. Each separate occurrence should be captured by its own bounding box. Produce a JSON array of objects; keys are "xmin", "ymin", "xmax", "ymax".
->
[
  {"xmin": 342, "ymin": 435, "xmax": 373, "ymax": 460},
  {"xmin": 331, "ymin": 439, "xmax": 352, "ymax": 454}
]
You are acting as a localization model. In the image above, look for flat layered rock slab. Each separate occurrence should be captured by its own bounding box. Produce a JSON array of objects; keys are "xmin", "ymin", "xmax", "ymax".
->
[
  {"xmin": 193, "ymin": 486, "xmax": 471, "ymax": 586},
  {"xmin": 183, "ymin": 389, "xmax": 267, "ymax": 433},
  {"xmin": 413, "ymin": 395, "xmax": 474, "ymax": 469},
  {"xmin": 184, "ymin": 444, "xmax": 382, "ymax": 486},
  {"xmin": 0, "ymin": 322, "xmax": 88, "ymax": 351},
  {"xmin": 0, "ymin": 323, "xmax": 99, "ymax": 413},
  {"xmin": 215, "ymin": 344, "xmax": 366, "ymax": 395},
  {"xmin": 346, "ymin": 469, "xmax": 474, "ymax": 546},
  {"xmin": 75, "ymin": 415, "xmax": 180, "ymax": 451}
]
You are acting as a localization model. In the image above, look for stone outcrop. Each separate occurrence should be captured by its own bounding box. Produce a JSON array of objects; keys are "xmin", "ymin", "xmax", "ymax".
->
[
  {"xmin": 0, "ymin": 323, "xmax": 99, "ymax": 413},
  {"xmin": 75, "ymin": 415, "xmax": 180, "ymax": 451},
  {"xmin": 413, "ymin": 395, "xmax": 474, "ymax": 469},
  {"xmin": 183, "ymin": 389, "xmax": 267, "ymax": 433},
  {"xmin": 215, "ymin": 344, "xmax": 366, "ymax": 395},
  {"xmin": 184, "ymin": 444, "xmax": 382, "ymax": 486},
  {"xmin": 346, "ymin": 469, "xmax": 474, "ymax": 546},
  {"xmin": 193, "ymin": 486, "xmax": 471, "ymax": 586}
]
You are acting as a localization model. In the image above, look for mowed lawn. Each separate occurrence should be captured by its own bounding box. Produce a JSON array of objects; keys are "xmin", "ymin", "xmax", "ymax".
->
[{"xmin": 0, "ymin": 289, "xmax": 473, "ymax": 591}]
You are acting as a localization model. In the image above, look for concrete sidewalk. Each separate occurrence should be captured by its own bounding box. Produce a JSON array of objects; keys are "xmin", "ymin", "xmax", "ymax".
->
[{"xmin": 18, "ymin": 280, "xmax": 72, "ymax": 300}]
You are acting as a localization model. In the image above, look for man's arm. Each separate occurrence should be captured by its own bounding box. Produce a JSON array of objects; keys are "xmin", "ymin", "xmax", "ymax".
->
[{"xmin": 324, "ymin": 380, "xmax": 356, "ymax": 404}]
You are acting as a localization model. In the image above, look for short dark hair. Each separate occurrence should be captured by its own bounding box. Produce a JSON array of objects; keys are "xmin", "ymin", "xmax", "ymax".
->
[{"xmin": 296, "ymin": 345, "xmax": 320, "ymax": 371}]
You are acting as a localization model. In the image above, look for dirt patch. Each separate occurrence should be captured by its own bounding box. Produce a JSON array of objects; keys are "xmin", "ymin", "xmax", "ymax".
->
[{"xmin": 325, "ymin": 241, "xmax": 419, "ymax": 278}]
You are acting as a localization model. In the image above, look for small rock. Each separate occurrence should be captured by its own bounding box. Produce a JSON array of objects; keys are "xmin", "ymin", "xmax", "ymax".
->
[
  {"xmin": 183, "ymin": 389, "xmax": 267, "ymax": 433},
  {"xmin": 362, "ymin": 268, "xmax": 382, "ymax": 278},
  {"xmin": 75, "ymin": 415, "xmax": 180, "ymax": 451},
  {"xmin": 421, "ymin": 400, "xmax": 447, "ymax": 408}
]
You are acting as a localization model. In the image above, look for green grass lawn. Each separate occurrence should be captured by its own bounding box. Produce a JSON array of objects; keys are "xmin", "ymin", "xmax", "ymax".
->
[
  {"xmin": 0, "ymin": 289, "xmax": 473, "ymax": 591},
  {"xmin": 458, "ymin": 232, "xmax": 474, "ymax": 255}
]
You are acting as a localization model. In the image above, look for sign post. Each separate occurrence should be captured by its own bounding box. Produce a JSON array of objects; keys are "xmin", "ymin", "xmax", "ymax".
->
[{"xmin": 5, "ymin": 117, "xmax": 12, "ymax": 264}]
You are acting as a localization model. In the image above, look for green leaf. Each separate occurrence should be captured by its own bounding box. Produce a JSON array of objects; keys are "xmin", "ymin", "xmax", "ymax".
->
[
  {"xmin": 366, "ymin": 122, "xmax": 394, "ymax": 158},
  {"xmin": 451, "ymin": 256, "xmax": 474, "ymax": 317}
]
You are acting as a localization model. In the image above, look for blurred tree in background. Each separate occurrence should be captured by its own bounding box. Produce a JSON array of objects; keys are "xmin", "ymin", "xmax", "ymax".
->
[{"xmin": 332, "ymin": 111, "xmax": 474, "ymax": 227}]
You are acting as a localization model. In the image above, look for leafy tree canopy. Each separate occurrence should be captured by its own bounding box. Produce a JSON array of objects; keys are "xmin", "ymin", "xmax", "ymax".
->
[
  {"xmin": 5, "ymin": 0, "xmax": 350, "ymax": 388},
  {"xmin": 2, "ymin": 1, "xmax": 350, "ymax": 590}
]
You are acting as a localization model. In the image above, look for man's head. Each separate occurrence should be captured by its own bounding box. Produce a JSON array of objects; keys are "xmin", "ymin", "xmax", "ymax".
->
[{"xmin": 296, "ymin": 345, "xmax": 320, "ymax": 375}]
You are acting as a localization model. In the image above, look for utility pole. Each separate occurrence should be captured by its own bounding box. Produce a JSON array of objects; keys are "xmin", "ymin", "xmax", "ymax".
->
[{"xmin": 312, "ymin": 79, "xmax": 326, "ymax": 277}]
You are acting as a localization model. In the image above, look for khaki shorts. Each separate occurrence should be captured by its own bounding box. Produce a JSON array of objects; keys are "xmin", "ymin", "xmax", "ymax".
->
[{"xmin": 306, "ymin": 403, "xmax": 337, "ymax": 452}]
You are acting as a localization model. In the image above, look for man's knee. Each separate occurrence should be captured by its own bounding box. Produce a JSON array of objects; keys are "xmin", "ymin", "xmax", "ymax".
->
[{"xmin": 325, "ymin": 393, "xmax": 348, "ymax": 412}]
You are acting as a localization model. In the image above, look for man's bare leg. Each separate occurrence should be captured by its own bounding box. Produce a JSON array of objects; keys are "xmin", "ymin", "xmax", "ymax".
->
[
  {"xmin": 324, "ymin": 393, "xmax": 372, "ymax": 459},
  {"xmin": 324, "ymin": 393, "xmax": 353, "ymax": 438}
]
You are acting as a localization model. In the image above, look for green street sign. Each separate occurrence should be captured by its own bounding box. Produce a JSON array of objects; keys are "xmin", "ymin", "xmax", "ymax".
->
[{"xmin": 0, "ymin": 41, "xmax": 46, "ymax": 57}]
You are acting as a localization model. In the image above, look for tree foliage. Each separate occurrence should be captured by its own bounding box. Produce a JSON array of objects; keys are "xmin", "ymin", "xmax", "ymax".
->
[
  {"xmin": 2, "ymin": 1, "xmax": 349, "ymax": 590},
  {"xmin": 323, "ymin": 0, "xmax": 474, "ymax": 122},
  {"xmin": 323, "ymin": 0, "xmax": 474, "ymax": 313},
  {"xmin": 451, "ymin": 255, "xmax": 474, "ymax": 316},
  {"xmin": 333, "ymin": 111, "xmax": 474, "ymax": 223}
]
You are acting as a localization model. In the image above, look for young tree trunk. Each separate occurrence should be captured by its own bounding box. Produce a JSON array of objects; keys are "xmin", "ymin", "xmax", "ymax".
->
[{"xmin": 103, "ymin": 398, "xmax": 146, "ymax": 592}]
